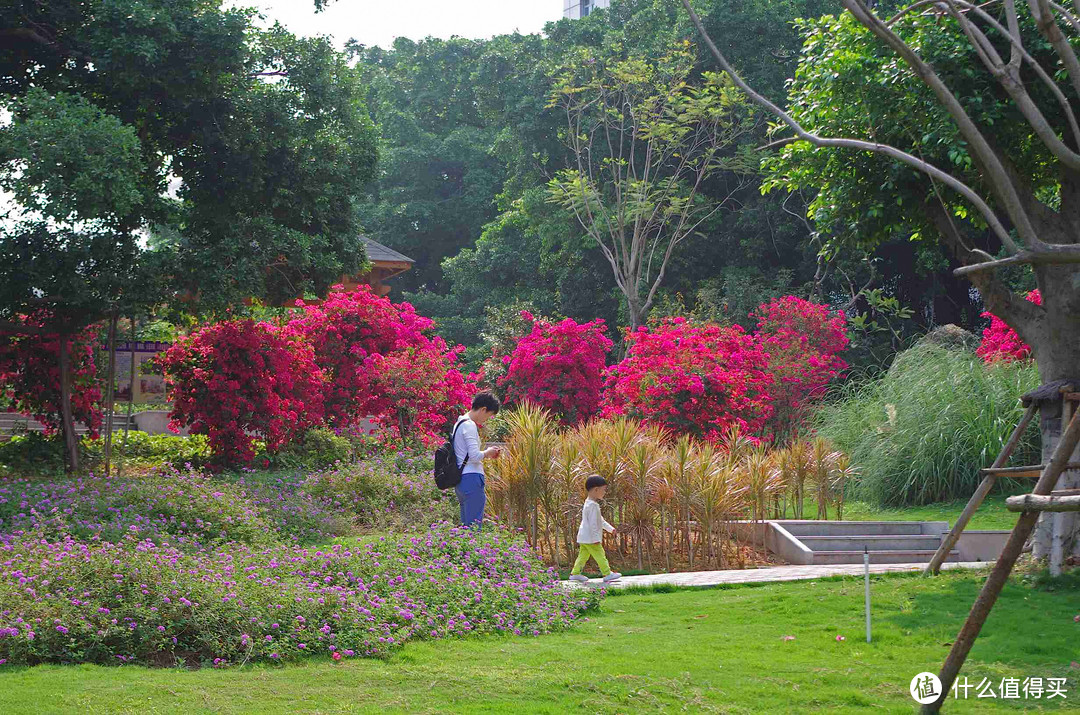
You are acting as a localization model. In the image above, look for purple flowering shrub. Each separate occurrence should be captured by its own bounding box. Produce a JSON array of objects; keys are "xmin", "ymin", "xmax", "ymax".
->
[
  {"xmin": 0, "ymin": 467, "xmax": 347, "ymax": 550},
  {"xmin": 0, "ymin": 523, "xmax": 600, "ymax": 666},
  {"xmin": 303, "ymin": 452, "xmax": 456, "ymax": 529}
]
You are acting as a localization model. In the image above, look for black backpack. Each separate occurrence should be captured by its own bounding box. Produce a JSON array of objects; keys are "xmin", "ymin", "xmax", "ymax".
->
[{"xmin": 433, "ymin": 417, "xmax": 468, "ymax": 490}]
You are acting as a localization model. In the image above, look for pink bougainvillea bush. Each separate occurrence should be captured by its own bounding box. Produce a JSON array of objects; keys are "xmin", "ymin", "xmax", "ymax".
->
[
  {"xmin": 600, "ymin": 317, "xmax": 776, "ymax": 442},
  {"xmin": 366, "ymin": 344, "xmax": 473, "ymax": 446},
  {"xmin": 0, "ymin": 315, "xmax": 102, "ymax": 439},
  {"xmin": 160, "ymin": 319, "xmax": 325, "ymax": 466},
  {"xmin": 752, "ymin": 296, "xmax": 848, "ymax": 436},
  {"xmin": 976, "ymin": 289, "xmax": 1041, "ymax": 363},
  {"xmin": 499, "ymin": 312, "xmax": 613, "ymax": 424},
  {"xmin": 599, "ymin": 297, "xmax": 849, "ymax": 443},
  {"xmin": 288, "ymin": 287, "xmax": 472, "ymax": 445}
]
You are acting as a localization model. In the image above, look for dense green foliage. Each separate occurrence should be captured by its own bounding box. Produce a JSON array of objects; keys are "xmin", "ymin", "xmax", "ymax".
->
[
  {"xmin": 0, "ymin": 431, "xmax": 211, "ymax": 477},
  {"xmin": 353, "ymin": 0, "xmax": 981, "ymax": 372},
  {"xmin": 816, "ymin": 342, "xmax": 1041, "ymax": 506}
]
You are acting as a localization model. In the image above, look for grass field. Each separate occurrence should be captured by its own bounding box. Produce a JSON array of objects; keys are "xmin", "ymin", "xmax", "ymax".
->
[
  {"xmin": 818, "ymin": 496, "xmax": 1016, "ymax": 531},
  {"xmin": 2, "ymin": 569, "xmax": 1076, "ymax": 714}
]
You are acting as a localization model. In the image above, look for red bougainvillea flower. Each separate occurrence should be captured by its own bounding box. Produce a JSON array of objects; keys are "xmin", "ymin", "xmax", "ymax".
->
[
  {"xmin": 287, "ymin": 286, "xmax": 473, "ymax": 446},
  {"xmin": 0, "ymin": 312, "xmax": 102, "ymax": 439},
  {"xmin": 599, "ymin": 297, "xmax": 848, "ymax": 444},
  {"xmin": 600, "ymin": 317, "xmax": 776, "ymax": 443},
  {"xmin": 976, "ymin": 290, "xmax": 1041, "ymax": 363},
  {"xmin": 499, "ymin": 314, "xmax": 613, "ymax": 425},
  {"xmin": 752, "ymin": 296, "xmax": 848, "ymax": 437},
  {"xmin": 160, "ymin": 319, "xmax": 325, "ymax": 467}
]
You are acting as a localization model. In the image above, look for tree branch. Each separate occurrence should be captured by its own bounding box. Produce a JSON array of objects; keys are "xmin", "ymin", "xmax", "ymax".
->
[
  {"xmin": 679, "ymin": 0, "xmax": 1024, "ymax": 257},
  {"xmin": 945, "ymin": 0, "xmax": 1080, "ymax": 157},
  {"xmin": 841, "ymin": 0, "xmax": 1044, "ymax": 250},
  {"xmin": 681, "ymin": 0, "xmax": 1080, "ymax": 274}
]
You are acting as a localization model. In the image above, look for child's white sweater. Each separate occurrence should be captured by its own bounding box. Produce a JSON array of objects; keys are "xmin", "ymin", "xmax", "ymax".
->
[{"xmin": 576, "ymin": 497, "xmax": 615, "ymax": 544}]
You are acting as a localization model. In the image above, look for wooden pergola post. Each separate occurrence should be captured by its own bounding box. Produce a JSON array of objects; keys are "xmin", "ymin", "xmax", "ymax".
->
[
  {"xmin": 922, "ymin": 405, "xmax": 1080, "ymax": 713},
  {"xmin": 925, "ymin": 402, "xmax": 1038, "ymax": 574}
]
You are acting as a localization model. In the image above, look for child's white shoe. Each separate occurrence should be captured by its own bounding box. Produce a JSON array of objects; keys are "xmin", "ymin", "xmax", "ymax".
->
[
  {"xmin": 568, "ymin": 574, "xmax": 588, "ymax": 583},
  {"xmin": 602, "ymin": 572, "xmax": 622, "ymax": 583}
]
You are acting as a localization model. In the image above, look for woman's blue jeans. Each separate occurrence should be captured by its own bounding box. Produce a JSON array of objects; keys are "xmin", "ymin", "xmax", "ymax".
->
[{"xmin": 455, "ymin": 472, "xmax": 486, "ymax": 528}]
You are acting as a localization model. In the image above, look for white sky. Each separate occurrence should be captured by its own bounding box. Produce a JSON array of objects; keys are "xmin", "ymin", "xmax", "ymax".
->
[{"xmin": 235, "ymin": 0, "xmax": 560, "ymax": 49}]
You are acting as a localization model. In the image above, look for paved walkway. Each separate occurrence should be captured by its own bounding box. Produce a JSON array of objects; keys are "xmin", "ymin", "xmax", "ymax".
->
[{"xmin": 563, "ymin": 561, "xmax": 993, "ymax": 590}]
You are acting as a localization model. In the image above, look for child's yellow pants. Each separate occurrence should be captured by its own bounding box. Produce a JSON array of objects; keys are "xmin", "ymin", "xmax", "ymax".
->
[{"xmin": 571, "ymin": 542, "xmax": 611, "ymax": 576}]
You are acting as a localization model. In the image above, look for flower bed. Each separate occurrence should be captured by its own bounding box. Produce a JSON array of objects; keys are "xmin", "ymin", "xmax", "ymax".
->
[
  {"xmin": 0, "ymin": 524, "xmax": 600, "ymax": 667},
  {"xmin": 0, "ymin": 467, "xmax": 345, "ymax": 550},
  {"xmin": 302, "ymin": 452, "xmax": 457, "ymax": 529}
]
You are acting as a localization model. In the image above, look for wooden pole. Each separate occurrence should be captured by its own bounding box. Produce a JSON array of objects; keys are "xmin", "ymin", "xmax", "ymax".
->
[
  {"xmin": 117, "ymin": 316, "xmax": 136, "ymax": 479},
  {"xmin": 102, "ymin": 310, "xmax": 118, "ymax": 478},
  {"xmin": 922, "ymin": 406, "xmax": 1080, "ymax": 713},
  {"xmin": 58, "ymin": 332, "xmax": 79, "ymax": 473},
  {"xmin": 925, "ymin": 402, "xmax": 1037, "ymax": 574},
  {"xmin": 1006, "ymin": 493, "xmax": 1080, "ymax": 512}
]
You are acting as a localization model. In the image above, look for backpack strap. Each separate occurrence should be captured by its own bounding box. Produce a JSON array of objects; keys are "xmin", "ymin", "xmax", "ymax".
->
[{"xmin": 449, "ymin": 417, "xmax": 469, "ymax": 472}]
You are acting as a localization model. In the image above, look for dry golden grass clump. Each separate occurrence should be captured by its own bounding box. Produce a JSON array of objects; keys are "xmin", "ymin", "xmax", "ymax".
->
[{"xmin": 484, "ymin": 403, "xmax": 857, "ymax": 572}]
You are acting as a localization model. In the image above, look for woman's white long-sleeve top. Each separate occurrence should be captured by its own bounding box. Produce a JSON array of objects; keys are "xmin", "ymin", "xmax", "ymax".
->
[{"xmin": 576, "ymin": 497, "xmax": 614, "ymax": 544}]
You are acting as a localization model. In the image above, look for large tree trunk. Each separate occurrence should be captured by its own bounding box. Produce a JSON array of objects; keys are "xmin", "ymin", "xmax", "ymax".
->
[
  {"xmin": 1031, "ymin": 398, "xmax": 1080, "ymax": 572},
  {"xmin": 58, "ymin": 334, "xmax": 79, "ymax": 473},
  {"xmin": 1029, "ymin": 269, "xmax": 1080, "ymax": 572},
  {"xmin": 625, "ymin": 294, "xmax": 646, "ymax": 331}
]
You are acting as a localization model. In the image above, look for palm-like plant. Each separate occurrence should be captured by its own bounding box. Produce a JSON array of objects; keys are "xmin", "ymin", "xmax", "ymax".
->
[
  {"xmin": 666, "ymin": 434, "xmax": 698, "ymax": 568},
  {"xmin": 623, "ymin": 440, "xmax": 661, "ymax": 570},
  {"xmin": 721, "ymin": 423, "xmax": 757, "ymax": 463},
  {"xmin": 690, "ymin": 442, "xmax": 727, "ymax": 567},
  {"xmin": 707, "ymin": 456, "xmax": 749, "ymax": 567},
  {"xmin": 740, "ymin": 446, "xmax": 783, "ymax": 548},
  {"xmin": 550, "ymin": 434, "xmax": 586, "ymax": 565},
  {"xmin": 502, "ymin": 402, "xmax": 557, "ymax": 544},
  {"xmin": 831, "ymin": 451, "xmax": 859, "ymax": 520},
  {"xmin": 769, "ymin": 441, "xmax": 811, "ymax": 519}
]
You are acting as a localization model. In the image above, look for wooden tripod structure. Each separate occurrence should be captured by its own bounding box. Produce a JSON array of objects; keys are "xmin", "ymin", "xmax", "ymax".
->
[{"xmin": 922, "ymin": 383, "xmax": 1080, "ymax": 713}]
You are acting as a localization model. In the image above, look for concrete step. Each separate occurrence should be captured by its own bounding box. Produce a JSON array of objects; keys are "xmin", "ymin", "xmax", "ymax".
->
[
  {"xmin": 778, "ymin": 520, "xmax": 943, "ymax": 537},
  {"xmin": 811, "ymin": 549, "xmax": 960, "ymax": 565},
  {"xmin": 799, "ymin": 534, "xmax": 945, "ymax": 552}
]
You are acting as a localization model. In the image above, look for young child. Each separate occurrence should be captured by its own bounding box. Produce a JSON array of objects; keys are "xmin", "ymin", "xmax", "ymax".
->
[{"xmin": 569, "ymin": 475, "xmax": 621, "ymax": 583}]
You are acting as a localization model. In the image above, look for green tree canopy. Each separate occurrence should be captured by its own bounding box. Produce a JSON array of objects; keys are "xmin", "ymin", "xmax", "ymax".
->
[{"xmin": 0, "ymin": 0, "xmax": 378, "ymax": 468}]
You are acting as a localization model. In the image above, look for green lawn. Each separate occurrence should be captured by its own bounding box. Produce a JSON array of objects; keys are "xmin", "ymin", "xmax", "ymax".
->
[
  {"xmin": 2, "ymin": 569, "xmax": 1077, "ymax": 714},
  {"xmin": 826, "ymin": 496, "xmax": 1017, "ymax": 531}
]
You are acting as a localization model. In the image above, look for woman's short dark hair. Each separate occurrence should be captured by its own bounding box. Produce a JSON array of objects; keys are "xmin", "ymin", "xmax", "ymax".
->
[
  {"xmin": 472, "ymin": 391, "xmax": 500, "ymax": 414},
  {"xmin": 585, "ymin": 475, "xmax": 607, "ymax": 491}
]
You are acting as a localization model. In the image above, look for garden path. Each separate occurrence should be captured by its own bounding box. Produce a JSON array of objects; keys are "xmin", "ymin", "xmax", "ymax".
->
[{"xmin": 563, "ymin": 560, "xmax": 992, "ymax": 590}]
